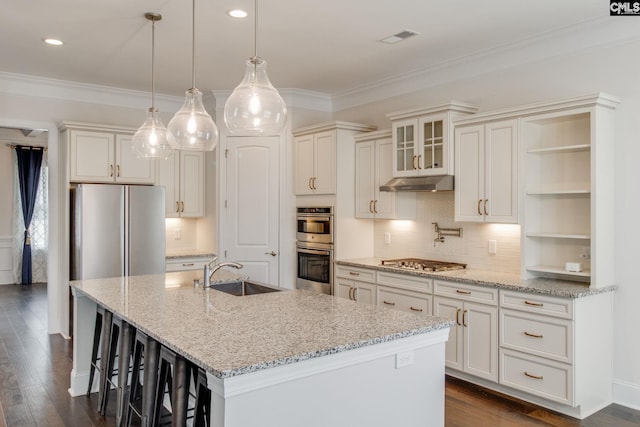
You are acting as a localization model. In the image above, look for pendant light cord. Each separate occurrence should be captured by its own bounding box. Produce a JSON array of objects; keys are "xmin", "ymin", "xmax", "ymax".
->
[
  {"xmin": 254, "ymin": 0, "xmax": 258, "ymax": 60},
  {"xmin": 151, "ymin": 18, "xmax": 156, "ymax": 109},
  {"xmin": 191, "ymin": 0, "xmax": 196, "ymax": 88}
]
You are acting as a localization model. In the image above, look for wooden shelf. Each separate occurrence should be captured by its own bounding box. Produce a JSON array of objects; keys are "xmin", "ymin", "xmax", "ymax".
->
[
  {"xmin": 526, "ymin": 232, "xmax": 590, "ymax": 240},
  {"xmin": 526, "ymin": 144, "xmax": 590, "ymax": 154},
  {"xmin": 526, "ymin": 265, "xmax": 591, "ymax": 278}
]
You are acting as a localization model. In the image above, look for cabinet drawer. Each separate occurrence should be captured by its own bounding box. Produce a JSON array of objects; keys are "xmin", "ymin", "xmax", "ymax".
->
[
  {"xmin": 335, "ymin": 265, "xmax": 376, "ymax": 283},
  {"xmin": 500, "ymin": 349, "xmax": 573, "ymax": 405},
  {"xmin": 378, "ymin": 285, "xmax": 431, "ymax": 315},
  {"xmin": 166, "ymin": 258, "xmax": 208, "ymax": 272},
  {"xmin": 500, "ymin": 291, "xmax": 573, "ymax": 319},
  {"xmin": 434, "ymin": 280, "xmax": 498, "ymax": 305},
  {"xmin": 377, "ymin": 271, "xmax": 432, "ymax": 293},
  {"xmin": 500, "ymin": 310, "xmax": 572, "ymax": 363}
]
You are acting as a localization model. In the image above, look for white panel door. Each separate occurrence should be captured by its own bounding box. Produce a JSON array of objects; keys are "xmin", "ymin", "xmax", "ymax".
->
[
  {"xmin": 464, "ymin": 301, "xmax": 498, "ymax": 382},
  {"xmin": 70, "ymin": 130, "xmax": 114, "ymax": 183},
  {"xmin": 434, "ymin": 297, "xmax": 463, "ymax": 371},
  {"xmin": 374, "ymin": 138, "xmax": 397, "ymax": 219},
  {"xmin": 312, "ymin": 130, "xmax": 336, "ymax": 194},
  {"xmin": 224, "ymin": 137, "xmax": 279, "ymax": 285},
  {"xmin": 156, "ymin": 154, "xmax": 180, "ymax": 217},
  {"xmin": 180, "ymin": 151, "xmax": 205, "ymax": 217},
  {"xmin": 485, "ymin": 120, "xmax": 518, "ymax": 223}
]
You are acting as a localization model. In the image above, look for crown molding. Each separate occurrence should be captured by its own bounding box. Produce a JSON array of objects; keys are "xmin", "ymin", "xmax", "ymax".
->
[
  {"xmin": 332, "ymin": 17, "xmax": 640, "ymax": 111},
  {"xmin": 0, "ymin": 72, "xmax": 183, "ymax": 112}
]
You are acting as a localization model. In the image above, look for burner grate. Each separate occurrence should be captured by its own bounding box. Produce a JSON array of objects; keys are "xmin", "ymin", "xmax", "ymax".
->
[{"xmin": 381, "ymin": 258, "xmax": 466, "ymax": 272}]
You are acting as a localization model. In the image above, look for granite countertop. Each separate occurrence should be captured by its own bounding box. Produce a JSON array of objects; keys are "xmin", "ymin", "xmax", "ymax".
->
[
  {"xmin": 165, "ymin": 250, "xmax": 216, "ymax": 260},
  {"xmin": 70, "ymin": 270, "xmax": 452, "ymax": 379},
  {"xmin": 336, "ymin": 258, "xmax": 616, "ymax": 298}
]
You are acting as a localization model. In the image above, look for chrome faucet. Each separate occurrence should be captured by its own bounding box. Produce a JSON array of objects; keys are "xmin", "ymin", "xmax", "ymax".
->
[{"xmin": 203, "ymin": 259, "xmax": 243, "ymax": 288}]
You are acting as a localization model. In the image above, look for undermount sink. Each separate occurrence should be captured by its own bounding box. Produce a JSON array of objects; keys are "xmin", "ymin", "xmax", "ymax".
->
[{"xmin": 209, "ymin": 280, "xmax": 280, "ymax": 296}]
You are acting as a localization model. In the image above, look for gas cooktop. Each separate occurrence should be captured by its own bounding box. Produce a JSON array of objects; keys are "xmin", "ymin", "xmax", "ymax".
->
[{"xmin": 380, "ymin": 258, "xmax": 466, "ymax": 272}]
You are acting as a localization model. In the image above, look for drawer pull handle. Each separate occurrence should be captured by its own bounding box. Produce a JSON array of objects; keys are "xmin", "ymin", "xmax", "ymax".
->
[
  {"xmin": 477, "ymin": 199, "xmax": 482, "ymax": 215},
  {"xmin": 462, "ymin": 309, "xmax": 468, "ymax": 327},
  {"xmin": 524, "ymin": 300, "xmax": 544, "ymax": 307},
  {"xmin": 182, "ymin": 263, "xmax": 195, "ymax": 267},
  {"xmin": 383, "ymin": 300, "xmax": 395, "ymax": 306},
  {"xmin": 456, "ymin": 290, "xmax": 471, "ymax": 295},
  {"xmin": 524, "ymin": 372, "xmax": 544, "ymax": 380},
  {"xmin": 455, "ymin": 308, "xmax": 461, "ymax": 325},
  {"xmin": 349, "ymin": 272, "xmax": 360, "ymax": 276},
  {"xmin": 410, "ymin": 306, "xmax": 423, "ymax": 312},
  {"xmin": 524, "ymin": 331, "xmax": 543, "ymax": 339},
  {"xmin": 348, "ymin": 287, "xmax": 354, "ymax": 300}
]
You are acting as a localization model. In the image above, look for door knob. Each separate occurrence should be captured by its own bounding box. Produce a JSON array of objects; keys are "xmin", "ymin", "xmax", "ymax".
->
[{"xmin": 265, "ymin": 251, "xmax": 277, "ymax": 256}]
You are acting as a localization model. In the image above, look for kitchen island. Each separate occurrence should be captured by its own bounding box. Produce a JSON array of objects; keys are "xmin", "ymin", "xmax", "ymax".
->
[{"xmin": 69, "ymin": 270, "xmax": 452, "ymax": 427}]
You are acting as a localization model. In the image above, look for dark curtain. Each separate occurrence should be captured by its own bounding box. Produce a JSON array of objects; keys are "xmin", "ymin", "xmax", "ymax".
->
[{"xmin": 14, "ymin": 146, "xmax": 44, "ymax": 285}]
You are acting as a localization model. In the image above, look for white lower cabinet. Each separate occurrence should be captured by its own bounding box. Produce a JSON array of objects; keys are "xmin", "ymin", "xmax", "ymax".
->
[
  {"xmin": 434, "ymin": 280, "xmax": 498, "ymax": 382},
  {"xmin": 378, "ymin": 286, "xmax": 430, "ymax": 315},
  {"xmin": 165, "ymin": 257, "xmax": 209, "ymax": 272},
  {"xmin": 335, "ymin": 265, "xmax": 377, "ymax": 305}
]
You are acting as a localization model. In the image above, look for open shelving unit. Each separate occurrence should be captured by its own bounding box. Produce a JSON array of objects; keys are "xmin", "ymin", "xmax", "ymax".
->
[{"xmin": 520, "ymin": 95, "xmax": 618, "ymax": 287}]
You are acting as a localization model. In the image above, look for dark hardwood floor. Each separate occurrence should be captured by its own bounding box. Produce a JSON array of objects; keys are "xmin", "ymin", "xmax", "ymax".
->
[{"xmin": 1, "ymin": 283, "xmax": 638, "ymax": 427}]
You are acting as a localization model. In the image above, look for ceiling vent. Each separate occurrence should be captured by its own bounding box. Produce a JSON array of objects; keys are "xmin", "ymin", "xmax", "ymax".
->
[{"xmin": 379, "ymin": 30, "xmax": 420, "ymax": 44}]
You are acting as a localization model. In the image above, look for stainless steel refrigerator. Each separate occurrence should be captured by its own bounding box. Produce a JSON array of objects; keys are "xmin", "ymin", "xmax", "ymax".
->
[{"xmin": 70, "ymin": 184, "xmax": 166, "ymax": 280}]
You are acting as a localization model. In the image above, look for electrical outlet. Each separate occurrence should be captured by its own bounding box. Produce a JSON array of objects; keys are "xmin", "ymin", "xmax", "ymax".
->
[
  {"xmin": 173, "ymin": 228, "xmax": 181, "ymax": 240},
  {"xmin": 396, "ymin": 351, "xmax": 414, "ymax": 369},
  {"xmin": 488, "ymin": 239, "xmax": 497, "ymax": 254},
  {"xmin": 578, "ymin": 246, "xmax": 591, "ymax": 260},
  {"xmin": 384, "ymin": 231, "xmax": 391, "ymax": 245}
]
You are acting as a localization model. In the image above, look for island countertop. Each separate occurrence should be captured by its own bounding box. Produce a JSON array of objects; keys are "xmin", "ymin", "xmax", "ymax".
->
[{"xmin": 70, "ymin": 270, "xmax": 452, "ymax": 379}]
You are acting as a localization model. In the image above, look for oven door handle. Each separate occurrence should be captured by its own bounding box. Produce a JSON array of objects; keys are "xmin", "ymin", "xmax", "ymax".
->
[
  {"xmin": 297, "ymin": 247, "xmax": 331, "ymax": 256},
  {"xmin": 297, "ymin": 216, "xmax": 332, "ymax": 222}
]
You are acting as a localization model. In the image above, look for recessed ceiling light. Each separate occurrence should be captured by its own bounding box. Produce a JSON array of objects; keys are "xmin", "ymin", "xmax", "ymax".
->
[
  {"xmin": 43, "ymin": 38, "xmax": 63, "ymax": 46},
  {"xmin": 379, "ymin": 30, "xmax": 420, "ymax": 44},
  {"xmin": 227, "ymin": 9, "xmax": 248, "ymax": 18}
]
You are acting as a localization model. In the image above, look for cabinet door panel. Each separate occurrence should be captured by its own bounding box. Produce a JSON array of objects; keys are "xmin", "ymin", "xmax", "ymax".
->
[
  {"xmin": 485, "ymin": 120, "xmax": 518, "ymax": 223},
  {"xmin": 374, "ymin": 138, "xmax": 397, "ymax": 219},
  {"xmin": 313, "ymin": 131, "xmax": 336, "ymax": 194},
  {"xmin": 434, "ymin": 297, "xmax": 463, "ymax": 370},
  {"xmin": 392, "ymin": 119, "xmax": 418, "ymax": 177},
  {"xmin": 354, "ymin": 282, "xmax": 376, "ymax": 305},
  {"xmin": 455, "ymin": 125, "xmax": 485, "ymax": 222},
  {"xmin": 115, "ymin": 135, "xmax": 155, "ymax": 184},
  {"xmin": 464, "ymin": 302, "xmax": 498, "ymax": 382},
  {"xmin": 355, "ymin": 141, "xmax": 375, "ymax": 218},
  {"xmin": 294, "ymin": 135, "xmax": 315, "ymax": 195},
  {"xmin": 335, "ymin": 278, "xmax": 355, "ymax": 301},
  {"xmin": 70, "ymin": 130, "xmax": 114, "ymax": 183},
  {"xmin": 156, "ymin": 155, "xmax": 180, "ymax": 217},
  {"xmin": 180, "ymin": 151, "xmax": 205, "ymax": 217}
]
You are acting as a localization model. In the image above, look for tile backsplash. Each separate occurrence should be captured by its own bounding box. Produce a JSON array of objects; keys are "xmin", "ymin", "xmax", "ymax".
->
[{"xmin": 373, "ymin": 192, "xmax": 521, "ymax": 274}]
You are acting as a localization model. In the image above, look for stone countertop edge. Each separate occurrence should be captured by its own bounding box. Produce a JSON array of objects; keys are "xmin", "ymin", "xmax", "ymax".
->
[
  {"xmin": 165, "ymin": 251, "xmax": 216, "ymax": 260},
  {"xmin": 336, "ymin": 258, "xmax": 617, "ymax": 299},
  {"xmin": 204, "ymin": 320, "xmax": 454, "ymax": 379},
  {"xmin": 70, "ymin": 271, "xmax": 454, "ymax": 380}
]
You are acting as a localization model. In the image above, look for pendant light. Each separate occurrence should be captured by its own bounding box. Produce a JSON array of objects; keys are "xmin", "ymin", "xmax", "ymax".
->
[
  {"xmin": 132, "ymin": 13, "xmax": 174, "ymax": 160},
  {"xmin": 167, "ymin": 0, "xmax": 219, "ymax": 151},
  {"xmin": 224, "ymin": 0, "xmax": 287, "ymax": 136}
]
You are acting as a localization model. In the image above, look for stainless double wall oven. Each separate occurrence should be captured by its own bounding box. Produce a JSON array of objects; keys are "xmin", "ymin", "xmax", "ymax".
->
[{"xmin": 296, "ymin": 207, "xmax": 333, "ymax": 295}]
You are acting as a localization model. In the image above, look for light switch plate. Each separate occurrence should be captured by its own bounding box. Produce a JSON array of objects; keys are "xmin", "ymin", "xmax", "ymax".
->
[{"xmin": 488, "ymin": 239, "xmax": 497, "ymax": 254}]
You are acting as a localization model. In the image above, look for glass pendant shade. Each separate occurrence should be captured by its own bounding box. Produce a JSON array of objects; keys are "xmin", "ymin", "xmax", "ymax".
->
[
  {"xmin": 224, "ymin": 57, "xmax": 287, "ymax": 136},
  {"xmin": 167, "ymin": 88, "xmax": 218, "ymax": 151},
  {"xmin": 132, "ymin": 108, "xmax": 174, "ymax": 160}
]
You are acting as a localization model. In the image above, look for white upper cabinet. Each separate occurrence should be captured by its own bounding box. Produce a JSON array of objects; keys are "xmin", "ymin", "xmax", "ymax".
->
[
  {"xmin": 156, "ymin": 151, "xmax": 205, "ymax": 218},
  {"xmin": 354, "ymin": 130, "xmax": 415, "ymax": 219},
  {"xmin": 294, "ymin": 122, "xmax": 376, "ymax": 196},
  {"xmin": 64, "ymin": 123, "xmax": 155, "ymax": 184},
  {"xmin": 387, "ymin": 103, "xmax": 478, "ymax": 178},
  {"xmin": 454, "ymin": 119, "xmax": 519, "ymax": 223}
]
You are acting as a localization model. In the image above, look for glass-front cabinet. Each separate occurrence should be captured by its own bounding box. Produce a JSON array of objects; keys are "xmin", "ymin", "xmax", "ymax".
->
[{"xmin": 388, "ymin": 103, "xmax": 478, "ymax": 178}]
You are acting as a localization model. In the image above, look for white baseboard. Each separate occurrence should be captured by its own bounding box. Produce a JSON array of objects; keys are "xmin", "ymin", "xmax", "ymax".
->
[{"xmin": 614, "ymin": 380, "xmax": 640, "ymax": 410}]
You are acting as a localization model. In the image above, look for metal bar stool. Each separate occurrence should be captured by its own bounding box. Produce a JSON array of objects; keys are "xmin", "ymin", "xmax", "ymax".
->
[
  {"xmin": 100, "ymin": 313, "xmax": 136, "ymax": 425},
  {"xmin": 192, "ymin": 365, "xmax": 211, "ymax": 427},
  {"xmin": 153, "ymin": 346, "xmax": 191, "ymax": 427},
  {"xmin": 126, "ymin": 330, "xmax": 161, "ymax": 427},
  {"xmin": 87, "ymin": 305, "xmax": 109, "ymax": 398}
]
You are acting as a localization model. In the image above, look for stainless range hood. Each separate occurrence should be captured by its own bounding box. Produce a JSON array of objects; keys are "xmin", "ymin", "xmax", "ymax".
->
[{"xmin": 379, "ymin": 175, "xmax": 454, "ymax": 192}]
